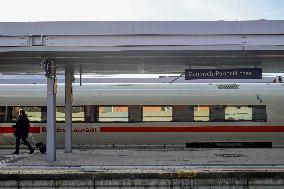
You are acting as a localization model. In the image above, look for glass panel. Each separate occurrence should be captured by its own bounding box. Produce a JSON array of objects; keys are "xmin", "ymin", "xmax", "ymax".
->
[
  {"xmin": 12, "ymin": 106, "xmax": 42, "ymax": 122},
  {"xmin": 210, "ymin": 105, "xmax": 225, "ymax": 122},
  {"xmin": 172, "ymin": 105, "xmax": 193, "ymax": 122},
  {"xmin": 143, "ymin": 106, "xmax": 172, "ymax": 122},
  {"xmin": 0, "ymin": 106, "xmax": 6, "ymax": 123},
  {"xmin": 253, "ymin": 105, "xmax": 267, "ymax": 122},
  {"xmin": 129, "ymin": 105, "xmax": 142, "ymax": 122},
  {"xmin": 225, "ymin": 106, "xmax": 252, "ymax": 121},
  {"xmin": 72, "ymin": 107, "xmax": 85, "ymax": 122},
  {"xmin": 85, "ymin": 105, "xmax": 97, "ymax": 123},
  {"xmin": 56, "ymin": 107, "xmax": 65, "ymax": 122},
  {"xmin": 56, "ymin": 106, "xmax": 85, "ymax": 122},
  {"xmin": 194, "ymin": 105, "xmax": 210, "ymax": 121},
  {"xmin": 98, "ymin": 106, "xmax": 128, "ymax": 122}
]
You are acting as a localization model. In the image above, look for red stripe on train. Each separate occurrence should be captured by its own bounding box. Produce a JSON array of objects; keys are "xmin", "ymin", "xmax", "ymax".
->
[
  {"xmin": 100, "ymin": 126, "xmax": 284, "ymax": 132},
  {"xmin": 0, "ymin": 127, "xmax": 41, "ymax": 133}
]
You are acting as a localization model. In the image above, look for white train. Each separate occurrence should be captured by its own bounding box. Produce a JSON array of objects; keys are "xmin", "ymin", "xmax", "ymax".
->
[{"xmin": 0, "ymin": 83, "xmax": 284, "ymax": 147}]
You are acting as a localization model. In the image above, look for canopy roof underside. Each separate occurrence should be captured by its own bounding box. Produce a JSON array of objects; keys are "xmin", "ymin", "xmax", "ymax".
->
[{"xmin": 0, "ymin": 21, "xmax": 284, "ymax": 74}]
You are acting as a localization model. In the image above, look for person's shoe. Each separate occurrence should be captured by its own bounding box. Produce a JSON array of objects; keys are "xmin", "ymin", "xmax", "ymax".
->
[
  {"xmin": 29, "ymin": 148, "xmax": 34, "ymax": 154},
  {"xmin": 12, "ymin": 151, "xmax": 19, "ymax": 154}
]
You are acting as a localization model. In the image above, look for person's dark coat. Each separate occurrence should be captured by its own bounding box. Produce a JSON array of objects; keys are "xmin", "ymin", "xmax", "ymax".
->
[{"xmin": 14, "ymin": 115, "xmax": 30, "ymax": 138}]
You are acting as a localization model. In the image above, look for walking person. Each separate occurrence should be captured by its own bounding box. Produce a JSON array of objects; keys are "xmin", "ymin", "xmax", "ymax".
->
[{"xmin": 12, "ymin": 109, "xmax": 34, "ymax": 154}]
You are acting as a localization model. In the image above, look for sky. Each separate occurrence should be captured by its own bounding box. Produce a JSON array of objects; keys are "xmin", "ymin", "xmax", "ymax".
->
[{"xmin": 0, "ymin": 0, "xmax": 283, "ymax": 22}]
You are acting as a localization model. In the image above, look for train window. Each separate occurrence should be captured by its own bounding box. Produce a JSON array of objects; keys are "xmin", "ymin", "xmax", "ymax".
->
[
  {"xmin": 56, "ymin": 106, "xmax": 85, "ymax": 122},
  {"xmin": 210, "ymin": 105, "xmax": 225, "ymax": 122},
  {"xmin": 252, "ymin": 105, "xmax": 267, "ymax": 122},
  {"xmin": 172, "ymin": 105, "xmax": 193, "ymax": 122},
  {"xmin": 98, "ymin": 106, "xmax": 128, "ymax": 122},
  {"xmin": 12, "ymin": 106, "xmax": 43, "ymax": 122},
  {"xmin": 225, "ymin": 106, "xmax": 252, "ymax": 121},
  {"xmin": 41, "ymin": 107, "xmax": 47, "ymax": 122},
  {"xmin": 194, "ymin": 106, "xmax": 210, "ymax": 121},
  {"xmin": 56, "ymin": 107, "xmax": 65, "ymax": 122},
  {"xmin": 142, "ymin": 106, "xmax": 172, "ymax": 122},
  {"xmin": 85, "ymin": 105, "xmax": 97, "ymax": 123},
  {"xmin": 0, "ymin": 106, "xmax": 6, "ymax": 122},
  {"xmin": 72, "ymin": 107, "xmax": 85, "ymax": 122},
  {"xmin": 129, "ymin": 105, "xmax": 142, "ymax": 122}
]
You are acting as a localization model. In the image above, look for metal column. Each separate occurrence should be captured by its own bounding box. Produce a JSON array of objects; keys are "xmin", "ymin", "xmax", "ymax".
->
[
  {"xmin": 65, "ymin": 66, "xmax": 73, "ymax": 153},
  {"xmin": 45, "ymin": 61, "xmax": 57, "ymax": 162}
]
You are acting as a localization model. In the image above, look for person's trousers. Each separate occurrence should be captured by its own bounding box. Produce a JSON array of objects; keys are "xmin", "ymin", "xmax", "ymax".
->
[{"xmin": 15, "ymin": 137, "xmax": 33, "ymax": 152}]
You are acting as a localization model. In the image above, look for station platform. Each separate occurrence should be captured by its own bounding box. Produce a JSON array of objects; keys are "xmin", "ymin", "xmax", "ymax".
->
[{"xmin": 1, "ymin": 148, "xmax": 284, "ymax": 188}]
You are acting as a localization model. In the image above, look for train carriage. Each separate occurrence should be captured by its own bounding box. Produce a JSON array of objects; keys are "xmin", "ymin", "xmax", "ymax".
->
[{"xmin": 0, "ymin": 83, "xmax": 284, "ymax": 147}]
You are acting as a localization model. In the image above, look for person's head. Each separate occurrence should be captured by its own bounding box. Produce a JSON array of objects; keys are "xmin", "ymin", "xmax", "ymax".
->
[{"xmin": 19, "ymin": 109, "xmax": 26, "ymax": 116}]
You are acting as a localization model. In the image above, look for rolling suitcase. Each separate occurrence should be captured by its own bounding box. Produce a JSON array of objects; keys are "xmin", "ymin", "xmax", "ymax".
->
[{"xmin": 30, "ymin": 136, "xmax": 46, "ymax": 154}]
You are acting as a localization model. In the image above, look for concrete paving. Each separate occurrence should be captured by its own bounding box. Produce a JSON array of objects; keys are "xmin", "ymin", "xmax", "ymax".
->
[
  {"xmin": 1, "ymin": 148, "xmax": 284, "ymax": 169},
  {"xmin": 2, "ymin": 148, "xmax": 284, "ymax": 188}
]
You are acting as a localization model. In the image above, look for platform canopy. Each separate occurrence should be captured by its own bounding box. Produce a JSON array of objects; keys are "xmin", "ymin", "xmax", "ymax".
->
[{"xmin": 0, "ymin": 20, "xmax": 284, "ymax": 74}]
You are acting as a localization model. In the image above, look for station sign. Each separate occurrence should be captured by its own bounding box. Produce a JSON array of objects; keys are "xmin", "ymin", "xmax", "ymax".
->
[{"xmin": 185, "ymin": 68, "xmax": 262, "ymax": 80}]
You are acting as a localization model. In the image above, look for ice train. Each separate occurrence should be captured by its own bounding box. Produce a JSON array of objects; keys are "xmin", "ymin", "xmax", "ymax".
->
[{"xmin": 0, "ymin": 83, "xmax": 284, "ymax": 147}]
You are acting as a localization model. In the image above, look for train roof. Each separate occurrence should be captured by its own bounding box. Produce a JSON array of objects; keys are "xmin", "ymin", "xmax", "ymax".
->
[{"xmin": 0, "ymin": 75, "xmax": 277, "ymax": 84}]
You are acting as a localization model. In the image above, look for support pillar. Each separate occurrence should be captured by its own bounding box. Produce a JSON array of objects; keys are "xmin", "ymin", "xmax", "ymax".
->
[
  {"xmin": 45, "ymin": 61, "xmax": 57, "ymax": 162},
  {"xmin": 65, "ymin": 66, "xmax": 73, "ymax": 153}
]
